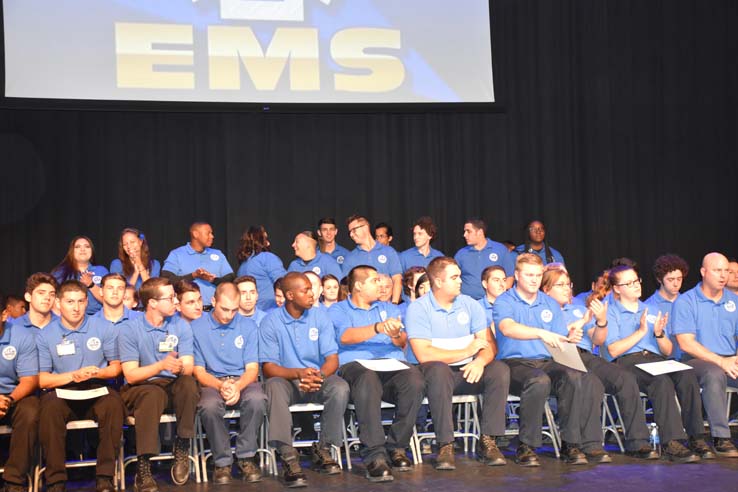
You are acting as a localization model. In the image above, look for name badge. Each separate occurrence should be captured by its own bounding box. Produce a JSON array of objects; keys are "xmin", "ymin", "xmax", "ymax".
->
[
  {"xmin": 158, "ymin": 340, "xmax": 175, "ymax": 353},
  {"xmin": 57, "ymin": 339, "xmax": 76, "ymax": 356}
]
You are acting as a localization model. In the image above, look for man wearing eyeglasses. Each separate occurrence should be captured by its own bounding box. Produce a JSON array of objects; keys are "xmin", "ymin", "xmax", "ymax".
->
[
  {"xmin": 672, "ymin": 252, "xmax": 738, "ymax": 457},
  {"xmin": 341, "ymin": 215, "xmax": 403, "ymax": 304},
  {"xmin": 119, "ymin": 277, "xmax": 200, "ymax": 492}
]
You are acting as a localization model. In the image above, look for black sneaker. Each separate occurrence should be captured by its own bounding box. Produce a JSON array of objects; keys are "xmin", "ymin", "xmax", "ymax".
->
[
  {"xmin": 662, "ymin": 440, "xmax": 700, "ymax": 464},
  {"xmin": 95, "ymin": 476, "xmax": 115, "ymax": 492},
  {"xmin": 281, "ymin": 455, "xmax": 308, "ymax": 488},
  {"xmin": 561, "ymin": 442, "xmax": 588, "ymax": 465},
  {"xmin": 477, "ymin": 435, "xmax": 506, "ymax": 466},
  {"xmin": 688, "ymin": 437, "xmax": 716, "ymax": 460},
  {"xmin": 714, "ymin": 437, "xmax": 738, "ymax": 458},
  {"xmin": 311, "ymin": 443, "xmax": 341, "ymax": 474},
  {"xmin": 514, "ymin": 443, "xmax": 540, "ymax": 467},
  {"xmin": 134, "ymin": 456, "xmax": 159, "ymax": 492},
  {"xmin": 171, "ymin": 437, "xmax": 191, "ymax": 485},
  {"xmin": 237, "ymin": 457, "xmax": 263, "ymax": 482},
  {"xmin": 389, "ymin": 448, "xmax": 412, "ymax": 471},
  {"xmin": 212, "ymin": 466, "xmax": 232, "ymax": 485},
  {"xmin": 626, "ymin": 444, "xmax": 659, "ymax": 460},
  {"xmin": 365, "ymin": 458, "xmax": 394, "ymax": 482},
  {"xmin": 434, "ymin": 442, "xmax": 456, "ymax": 470}
]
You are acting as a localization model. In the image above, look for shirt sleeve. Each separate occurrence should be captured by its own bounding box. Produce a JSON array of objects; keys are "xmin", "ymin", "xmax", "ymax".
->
[
  {"xmin": 386, "ymin": 248, "xmax": 402, "ymax": 276},
  {"xmin": 265, "ymin": 253, "xmax": 287, "ymax": 282},
  {"xmin": 670, "ymin": 295, "xmax": 697, "ymax": 336},
  {"xmin": 162, "ymin": 250, "xmax": 181, "ymax": 274},
  {"xmin": 193, "ymin": 329, "xmax": 206, "ymax": 368},
  {"xmin": 118, "ymin": 321, "xmax": 140, "ymax": 363},
  {"xmin": 150, "ymin": 260, "xmax": 162, "ymax": 278},
  {"xmin": 405, "ymin": 301, "xmax": 432, "ymax": 340},
  {"xmin": 492, "ymin": 296, "xmax": 515, "ymax": 327},
  {"xmin": 468, "ymin": 299, "xmax": 488, "ymax": 334},
  {"xmin": 37, "ymin": 332, "xmax": 54, "ymax": 373},
  {"xmin": 176, "ymin": 321, "xmax": 194, "ymax": 357},
  {"xmin": 328, "ymin": 303, "xmax": 352, "ymax": 342},
  {"xmin": 258, "ymin": 316, "xmax": 281, "ymax": 365},
  {"xmin": 316, "ymin": 310, "xmax": 338, "ymax": 358},
  {"xmin": 502, "ymin": 250, "xmax": 516, "ymax": 276},
  {"xmin": 241, "ymin": 318, "xmax": 260, "ymax": 365},
  {"xmin": 15, "ymin": 331, "xmax": 39, "ymax": 377}
]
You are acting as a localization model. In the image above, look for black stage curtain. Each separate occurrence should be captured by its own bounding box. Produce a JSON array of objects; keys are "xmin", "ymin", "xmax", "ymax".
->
[{"xmin": 1, "ymin": 0, "xmax": 737, "ymax": 296}]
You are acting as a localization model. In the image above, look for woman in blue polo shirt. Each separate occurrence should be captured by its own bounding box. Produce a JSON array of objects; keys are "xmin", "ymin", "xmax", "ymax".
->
[
  {"xmin": 51, "ymin": 236, "xmax": 108, "ymax": 315},
  {"xmin": 236, "ymin": 225, "xmax": 287, "ymax": 311},
  {"xmin": 514, "ymin": 220, "xmax": 565, "ymax": 266},
  {"xmin": 110, "ymin": 227, "xmax": 161, "ymax": 290}
]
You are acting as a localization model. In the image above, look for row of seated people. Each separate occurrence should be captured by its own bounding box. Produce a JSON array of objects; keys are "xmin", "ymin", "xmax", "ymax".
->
[{"xmin": 2, "ymin": 250, "xmax": 738, "ymax": 492}]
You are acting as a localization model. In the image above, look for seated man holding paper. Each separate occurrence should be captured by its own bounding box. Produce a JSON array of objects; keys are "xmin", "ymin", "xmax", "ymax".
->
[
  {"xmin": 603, "ymin": 265, "xmax": 707, "ymax": 462},
  {"xmin": 192, "ymin": 283, "xmax": 267, "ymax": 484},
  {"xmin": 672, "ymin": 252, "xmax": 738, "ymax": 457},
  {"xmin": 405, "ymin": 257, "xmax": 510, "ymax": 470},
  {"xmin": 328, "ymin": 265, "xmax": 424, "ymax": 482},
  {"xmin": 37, "ymin": 280, "xmax": 125, "ymax": 492},
  {"xmin": 118, "ymin": 277, "xmax": 200, "ymax": 492},
  {"xmin": 492, "ymin": 254, "xmax": 608, "ymax": 466},
  {"xmin": 260, "ymin": 272, "xmax": 350, "ymax": 487}
]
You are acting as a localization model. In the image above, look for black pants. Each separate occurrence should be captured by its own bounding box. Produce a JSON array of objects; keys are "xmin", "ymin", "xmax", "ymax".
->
[
  {"xmin": 121, "ymin": 376, "xmax": 200, "ymax": 456},
  {"xmin": 1, "ymin": 395, "xmax": 39, "ymax": 485}
]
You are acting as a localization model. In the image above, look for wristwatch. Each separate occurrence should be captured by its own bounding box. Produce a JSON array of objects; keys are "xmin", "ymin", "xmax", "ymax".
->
[{"xmin": 654, "ymin": 332, "xmax": 665, "ymax": 339}]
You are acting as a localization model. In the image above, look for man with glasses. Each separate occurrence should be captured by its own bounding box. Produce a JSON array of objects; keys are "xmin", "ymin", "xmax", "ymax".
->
[
  {"xmin": 673, "ymin": 252, "xmax": 738, "ymax": 457},
  {"xmin": 341, "ymin": 215, "xmax": 403, "ymax": 304},
  {"xmin": 455, "ymin": 218, "xmax": 515, "ymax": 299},
  {"xmin": 119, "ymin": 278, "xmax": 200, "ymax": 492}
]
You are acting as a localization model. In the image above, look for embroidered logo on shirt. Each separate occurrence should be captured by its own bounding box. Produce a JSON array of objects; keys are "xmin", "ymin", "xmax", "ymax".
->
[
  {"xmin": 540, "ymin": 309, "xmax": 553, "ymax": 323},
  {"xmin": 572, "ymin": 309, "xmax": 584, "ymax": 319},
  {"xmin": 210, "ymin": 254, "xmax": 220, "ymax": 261},
  {"xmin": 92, "ymin": 275, "xmax": 102, "ymax": 285},
  {"xmin": 166, "ymin": 334, "xmax": 179, "ymax": 347},
  {"xmin": 380, "ymin": 310, "xmax": 387, "ymax": 321},
  {"xmin": 457, "ymin": 312, "xmax": 470, "ymax": 325},
  {"xmin": 234, "ymin": 335, "xmax": 244, "ymax": 349},
  {"xmin": 86, "ymin": 337, "xmax": 102, "ymax": 351},
  {"xmin": 378, "ymin": 255, "xmax": 387, "ymax": 264},
  {"xmin": 337, "ymin": 255, "xmax": 345, "ymax": 264},
  {"xmin": 312, "ymin": 266, "xmax": 322, "ymax": 275},
  {"xmin": 725, "ymin": 301, "xmax": 736, "ymax": 313},
  {"xmin": 646, "ymin": 314, "xmax": 657, "ymax": 324},
  {"xmin": 489, "ymin": 253, "xmax": 499, "ymax": 262},
  {"xmin": 309, "ymin": 327, "xmax": 319, "ymax": 341},
  {"xmin": 2, "ymin": 345, "xmax": 17, "ymax": 361}
]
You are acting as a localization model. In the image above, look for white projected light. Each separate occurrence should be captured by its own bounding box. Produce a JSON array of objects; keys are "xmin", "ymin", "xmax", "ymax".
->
[{"xmin": 2, "ymin": 0, "xmax": 495, "ymax": 104}]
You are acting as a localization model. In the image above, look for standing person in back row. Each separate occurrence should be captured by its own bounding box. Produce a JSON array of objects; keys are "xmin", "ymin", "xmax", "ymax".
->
[
  {"xmin": 455, "ymin": 219, "xmax": 514, "ymax": 299},
  {"xmin": 236, "ymin": 226, "xmax": 287, "ymax": 311}
]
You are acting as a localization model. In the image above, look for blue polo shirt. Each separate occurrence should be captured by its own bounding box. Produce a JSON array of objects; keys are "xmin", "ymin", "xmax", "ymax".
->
[
  {"xmin": 560, "ymin": 303, "xmax": 595, "ymax": 352},
  {"xmin": 10, "ymin": 312, "xmax": 59, "ymax": 334},
  {"xmin": 193, "ymin": 312, "xmax": 259, "ymax": 378},
  {"xmin": 454, "ymin": 239, "xmax": 515, "ymax": 299},
  {"xmin": 236, "ymin": 252, "xmax": 287, "ymax": 311},
  {"xmin": 0, "ymin": 323, "xmax": 39, "ymax": 394},
  {"xmin": 53, "ymin": 265, "xmax": 109, "ymax": 315},
  {"xmin": 38, "ymin": 316, "xmax": 119, "ymax": 374},
  {"xmin": 324, "ymin": 244, "xmax": 351, "ymax": 266},
  {"xmin": 163, "ymin": 243, "xmax": 233, "ymax": 306},
  {"xmin": 110, "ymin": 259, "xmax": 162, "ymax": 290},
  {"xmin": 118, "ymin": 315, "xmax": 194, "ymax": 379},
  {"xmin": 328, "ymin": 298, "xmax": 404, "ymax": 365},
  {"xmin": 671, "ymin": 284, "xmax": 738, "ymax": 358},
  {"xmin": 259, "ymin": 306, "xmax": 338, "ymax": 370},
  {"xmin": 644, "ymin": 290, "xmax": 681, "ymax": 359},
  {"xmin": 92, "ymin": 307, "xmax": 142, "ymax": 327},
  {"xmin": 341, "ymin": 243, "xmax": 402, "ymax": 279},
  {"xmin": 287, "ymin": 251, "xmax": 342, "ymax": 279},
  {"xmin": 399, "ymin": 246, "xmax": 444, "ymax": 272},
  {"xmin": 603, "ymin": 298, "xmax": 662, "ymax": 362},
  {"xmin": 492, "ymin": 289, "xmax": 568, "ymax": 360},
  {"xmin": 239, "ymin": 309, "xmax": 267, "ymax": 327},
  {"xmin": 405, "ymin": 292, "xmax": 487, "ymax": 364},
  {"xmin": 513, "ymin": 244, "xmax": 565, "ymax": 265}
]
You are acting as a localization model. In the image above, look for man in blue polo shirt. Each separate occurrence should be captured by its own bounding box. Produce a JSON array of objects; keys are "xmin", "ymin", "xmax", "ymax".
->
[
  {"xmin": 645, "ymin": 254, "xmax": 690, "ymax": 360},
  {"xmin": 174, "ymin": 280, "xmax": 203, "ymax": 324},
  {"xmin": 406, "ymin": 257, "xmax": 509, "ymax": 471},
  {"xmin": 0, "ymin": 296, "xmax": 40, "ymax": 492},
  {"xmin": 11, "ymin": 273, "xmax": 58, "ymax": 333},
  {"xmin": 162, "ymin": 222, "xmax": 235, "ymax": 307},
  {"xmin": 260, "ymin": 272, "xmax": 350, "ymax": 487},
  {"xmin": 493, "ymin": 254, "xmax": 608, "ymax": 466},
  {"xmin": 93, "ymin": 273, "xmax": 142, "ymax": 327},
  {"xmin": 342, "ymin": 215, "xmax": 403, "ymax": 303},
  {"xmin": 329, "ymin": 266, "xmax": 424, "ymax": 482},
  {"xmin": 478, "ymin": 266, "xmax": 508, "ymax": 331},
  {"xmin": 192, "ymin": 283, "xmax": 267, "ymax": 484},
  {"xmin": 399, "ymin": 216, "xmax": 444, "ymax": 272},
  {"xmin": 288, "ymin": 231, "xmax": 342, "ymax": 279},
  {"xmin": 316, "ymin": 218, "xmax": 351, "ymax": 266},
  {"xmin": 455, "ymin": 218, "xmax": 515, "ymax": 299},
  {"xmin": 119, "ymin": 277, "xmax": 200, "ymax": 492},
  {"xmin": 673, "ymin": 252, "xmax": 738, "ymax": 457},
  {"xmin": 37, "ymin": 280, "xmax": 124, "ymax": 492},
  {"xmin": 234, "ymin": 276, "xmax": 268, "ymax": 326}
]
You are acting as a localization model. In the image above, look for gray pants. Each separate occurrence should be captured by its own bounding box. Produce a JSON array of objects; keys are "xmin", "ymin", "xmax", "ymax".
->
[
  {"xmin": 687, "ymin": 358, "xmax": 738, "ymax": 439},
  {"xmin": 419, "ymin": 360, "xmax": 510, "ymax": 445},
  {"xmin": 197, "ymin": 383, "xmax": 267, "ymax": 466},
  {"xmin": 265, "ymin": 375, "xmax": 350, "ymax": 456}
]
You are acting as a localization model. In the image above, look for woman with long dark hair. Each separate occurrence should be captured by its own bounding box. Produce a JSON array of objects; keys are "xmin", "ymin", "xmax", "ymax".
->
[
  {"xmin": 51, "ymin": 236, "xmax": 107, "ymax": 314},
  {"xmin": 110, "ymin": 228, "xmax": 161, "ymax": 290},
  {"xmin": 236, "ymin": 226, "xmax": 286, "ymax": 310}
]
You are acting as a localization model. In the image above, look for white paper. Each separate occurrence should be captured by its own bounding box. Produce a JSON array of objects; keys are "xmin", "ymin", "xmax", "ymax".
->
[
  {"xmin": 635, "ymin": 360, "xmax": 693, "ymax": 376},
  {"xmin": 545, "ymin": 343, "xmax": 588, "ymax": 372},
  {"xmin": 432, "ymin": 335, "xmax": 474, "ymax": 366},
  {"xmin": 356, "ymin": 358, "xmax": 409, "ymax": 372},
  {"xmin": 55, "ymin": 387, "xmax": 110, "ymax": 400}
]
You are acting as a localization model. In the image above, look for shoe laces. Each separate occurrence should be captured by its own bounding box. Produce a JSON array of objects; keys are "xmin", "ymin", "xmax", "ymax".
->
[{"xmin": 480, "ymin": 435, "xmax": 497, "ymax": 449}]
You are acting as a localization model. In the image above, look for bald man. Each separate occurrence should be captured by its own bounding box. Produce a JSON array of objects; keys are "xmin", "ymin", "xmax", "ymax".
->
[
  {"xmin": 287, "ymin": 231, "xmax": 342, "ymax": 279},
  {"xmin": 672, "ymin": 253, "xmax": 738, "ymax": 457},
  {"xmin": 162, "ymin": 222, "xmax": 235, "ymax": 306},
  {"xmin": 192, "ymin": 283, "xmax": 267, "ymax": 484}
]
